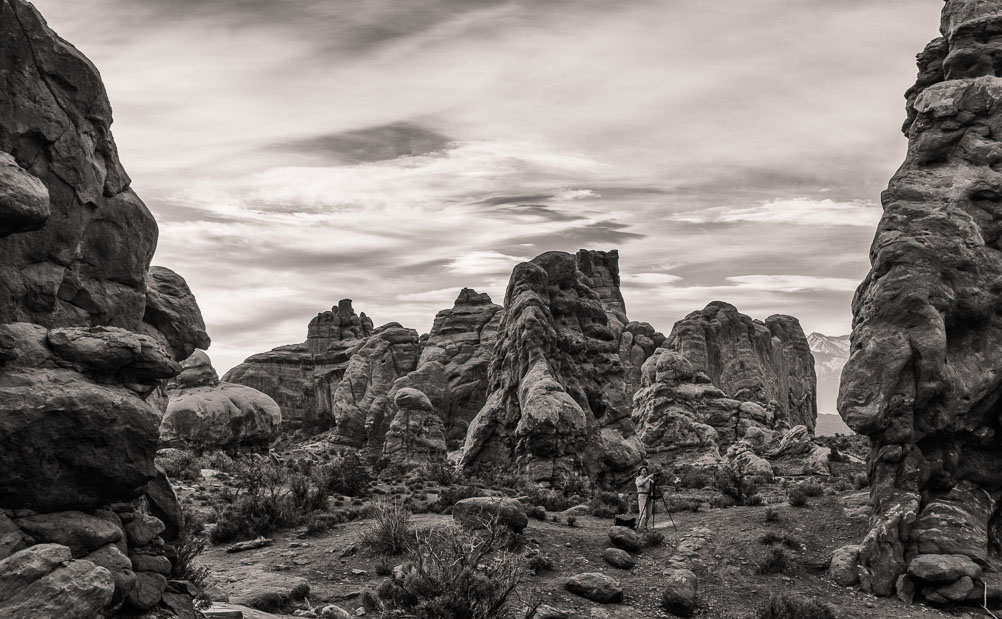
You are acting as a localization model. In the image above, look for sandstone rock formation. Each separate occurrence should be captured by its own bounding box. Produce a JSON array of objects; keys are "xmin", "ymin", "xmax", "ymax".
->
[
  {"xmin": 666, "ymin": 302, "xmax": 816, "ymax": 431},
  {"xmin": 411, "ymin": 288, "xmax": 501, "ymax": 447},
  {"xmin": 223, "ymin": 299, "xmax": 373, "ymax": 429},
  {"xmin": 461, "ymin": 250, "xmax": 653, "ymax": 488},
  {"xmin": 329, "ymin": 323, "xmax": 420, "ymax": 452},
  {"xmin": 835, "ymin": 0, "xmax": 1002, "ymax": 601},
  {"xmin": 380, "ymin": 387, "xmax": 447, "ymax": 466},
  {"xmin": 162, "ymin": 350, "xmax": 282, "ymax": 450},
  {"xmin": 633, "ymin": 307, "xmax": 826, "ymax": 477},
  {"xmin": 0, "ymin": 2, "xmax": 206, "ymax": 614}
]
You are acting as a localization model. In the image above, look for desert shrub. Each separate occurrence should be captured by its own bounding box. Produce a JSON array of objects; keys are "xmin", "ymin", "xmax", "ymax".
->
[
  {"xmin": 641, "ymin": 529, "xmax": 666, "ymax": 547},
  {"xmin": 787, "ymin": 486, "xmax": 809, "ymax": 507},
  {"xmin": 800, "ymin": 480, "xmax": 824, "ymax": 497},
  {"xmin": 520, "ymin": 487, "xmax": 576, "ymax": 512},
  {"xmin": 210, "ymin": 494, "xmax": 291, "ymax": 544},
  {"xmin": 377, "ymin": 521, "xmax": 522, "ymax": 619},
  {"xmin": 375, "ymin": 559, "xmax": 393, "ymax": 577},
  {"xmin": 566, "ymin": 515, "xmax": 578, "ymax": 527},
  {"xmin": 561, "ymin": 471, "xmax": 590, "ymax": 498},
  {"xmin": 305, "ymin": 511, "xmax": 349, "ymax": 536},
  {"xmin": 764, "ymin": 507, "xmax": 779, "ymax": 523},
  {"xmin": 157, "ymin": 449, "xmax": 201, "ymax": 482},
  {"xmin": 421, "ymin": 462, "xmax": 459, "ymax": 486},
  {"xmin": 289, "ymin": 472, "xmax": 327, "ymax": 513},
  {"xmin": 589, "ymin": 491, "xmax": 628, "ymax": 518},
  {"xmin": 754, "ymin": 594, "xmax": 837, "ymax": 619},
  {"xmin": 758, "ymin": 532, "xmax": 803, "ymax": 550},
  {"xmin": 361, "ymin": 588, "xmax": 381, "ymax": 611},
  {"xmin": 715, "ymin": 468, "xmax": 758, "ymax": 505},
  {"xmin": 667, "ymin": 497, "xmax": 701, "ymax": 513},
  {"xmin": 526, "ymin": 505, "xmax": 546, "ymax": 521},
  {"xmin": 852, "ymin": 473, "xmax": 869, "ymax": 490},
  {"xmin": 200, "ymin": 450, "xmax": 236, "ymax": 472},
  {"xmin": 832, "ymin": 478, "xmax": 851, "ymax": 492},
  {"xmin": 432, "ymin": 485, "xmax": 483, "ymax": 513},
  {"xmin": 676, "ymin": 468, "xmax": 713, "ymax": 490},
  {"xmin": 709, "ymin": 494, "xmax": 736, "ymax": 509},
  {"xmin": 755, "ymin": 548, "xmax": 792, "ymax": 575},
  {"xmin": 745, "ymin": 494, "xmax": 764, "ymax": 506},
  {"xmin": 169, "ymin": 509, "xmax": 211, "ymax": 608},
  {"xmin": 319, "ymin": 452, "xmax": 371, "ymax": 497},
  {"xmin": 289, "ymin": 582, "xmax": 310, "ymax": 601},
  {"xmin": 527, "ymin": 554, "xmax": 554, "ymax": 575},
  {"xmin": 362, "ymin": 500, "xmax": 412, "ymax": 556}
]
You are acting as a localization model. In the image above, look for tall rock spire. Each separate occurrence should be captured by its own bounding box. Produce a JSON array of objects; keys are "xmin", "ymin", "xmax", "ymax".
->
[{"xmin": 836, "ymin": 0, "xmax": 1002, "ymax": 601}]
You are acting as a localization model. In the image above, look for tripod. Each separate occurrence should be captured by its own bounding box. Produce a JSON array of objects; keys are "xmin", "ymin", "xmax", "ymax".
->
[{"xmin": 649, "ymin": 478, "xmax": 678, "ymax": 533}]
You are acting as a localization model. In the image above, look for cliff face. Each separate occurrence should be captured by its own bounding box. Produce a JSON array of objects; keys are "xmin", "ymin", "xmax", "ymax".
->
[
  {"xmin": 460, "ymin": 251, "xmax": 652, "ymax": 488},
  {"xmin": 836, "ymin": 0, "xmax": 1002, "ymax": 600},
  {"xmin": 223, "ymin": 299, "xmax": 373, "ymax": 429},
  {"xmin": 0, "ymin": 1, "xmax": 207, "ymax": 615},
  {"xmin": 666, "ymin": 302, "xmax": 817, "ymax": 432}
]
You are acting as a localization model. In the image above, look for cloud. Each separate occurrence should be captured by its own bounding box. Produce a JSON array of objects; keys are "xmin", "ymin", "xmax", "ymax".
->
[
  {"xmin": 271, "ymin": 122, "xmax": 453, "ymax": 164},
  {"xmin": 448, "ymin": 251, "xmax": 528, "ymax": 276},
  {"xmin": 673, "ymin": 198, "xmax": 883, "ymax": 228},
  {"xmin": 725, "ymin": 275, "xmax": 861, "ymax": 293}
]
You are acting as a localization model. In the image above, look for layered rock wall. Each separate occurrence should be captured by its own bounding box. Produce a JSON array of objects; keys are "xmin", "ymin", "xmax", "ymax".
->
[{"xmin": 836, "ymin": 0, "xmax": 1002, "ymax": 601}]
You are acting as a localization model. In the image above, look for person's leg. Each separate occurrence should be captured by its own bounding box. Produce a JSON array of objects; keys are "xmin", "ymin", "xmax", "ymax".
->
[
  {"xmin": 637, "ymin": 494, "xmax": 649, "ymax": 529},
  {"xmin": 644, "ymin": 492, "xmax": 655, "ymax": 528}
]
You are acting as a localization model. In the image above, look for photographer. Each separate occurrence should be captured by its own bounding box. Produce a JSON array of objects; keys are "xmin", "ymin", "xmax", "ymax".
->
[{"xmin": 635, "ymin": 465, "xmax": 656, "ymax": 529}]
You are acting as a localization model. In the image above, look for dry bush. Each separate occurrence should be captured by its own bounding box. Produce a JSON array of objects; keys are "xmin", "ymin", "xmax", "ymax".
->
[
  {"xmin": 362, "ymin": 500, "xmax": 412, "ymax": 556},
  {"xmin": 754, "ymin": 594, "xmax": 837, "ymax": 619}
]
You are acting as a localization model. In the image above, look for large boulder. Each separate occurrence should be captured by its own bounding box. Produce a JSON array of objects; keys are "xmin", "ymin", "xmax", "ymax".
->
[
  {"xmin": 14, "ymin": 511, "xmax": 122, "ymax": 558},
  {"xmin": 766, "ymin": 425, "xmax": 832, "ymax": 476},
  {"xmin": 461, "ymin": 250, "xmax": 649, "ymax": 487},
  {"xmin": 162, "ymin": 350, "xmax": 282, "ymax": 450},
  {"xmin": 223, "ymin": 299, "xmax": 373, "ymax": 429},
  {"xmin": 836, "ymin": 0, "xmax": 1002, "ymax": 599},
  {"xmin": 661, "ymin": 568, "xmax": 698, "ymax": 617},
  {"xmin": 452, "ymin": 497, "xmax": 528, "ymax": 533},
  {"xmin": 0, "ymin": 544, "xmax": 116, "ymax": 619},
  {"xmin": 564, "ymin": 572, "xmax": 623, "ymax": 604}
]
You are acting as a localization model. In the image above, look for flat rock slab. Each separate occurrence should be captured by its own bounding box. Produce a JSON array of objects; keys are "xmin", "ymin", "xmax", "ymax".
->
[
  {"xmin": 226, "ymin": 537, "xmax": 273, "ymax": 553},
  {"xmin": 602, "ymin": 547, "xmax": 635, "ymax": 569}
]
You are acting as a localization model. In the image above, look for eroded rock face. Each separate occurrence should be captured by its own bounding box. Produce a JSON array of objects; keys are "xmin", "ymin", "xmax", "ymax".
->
[
  {"xmin": 666, "ymin": 302, "xmax": 817, "ymax": 431},
  {"xmin": 223, "ymin": 299, "xmax": 373, "ymax": 429},
  {"xmin": 329, "ymin": 323, "xmax": 420, "ymax": 452},
  {"xmin": 836, "ymin": 0, "xmax": 1002, "ymax": 599},
  {"xmin": 0, "ymin": 2, "xmax": 206, "ymax": 614},
  {"xmin": 162, "ymin": 350, "xmax": 282, "ymax": 450},
  {"xmin": 461, "ymin": 250, "xmax": 646, "ymax": 488},
  {"xmin": 381, "ymin": 387, "xmax": 447, "ymax": 466}
]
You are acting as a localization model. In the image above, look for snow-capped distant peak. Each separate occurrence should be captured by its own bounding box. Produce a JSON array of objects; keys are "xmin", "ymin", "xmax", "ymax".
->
[{"xmin": 807, "ymin": 332, "xmax": 850, "ymax": 358}]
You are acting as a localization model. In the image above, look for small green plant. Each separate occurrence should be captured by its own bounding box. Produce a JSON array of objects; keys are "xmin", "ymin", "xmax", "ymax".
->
[
  {"xmin": 800, "ymin": 481, "xmax": 823, "ymax": 498},
  {"xmin": 362, "ymin": 500, "xmax": 412, "ymax": 556},
  {"xmin": 156, "ymin": 449, "xmax": 201, "ymax": 482},
  {"xmin": 526, "ymin": 505, "xmax": 546, "ymax": 521},
  {"xmin": 527, "ymin": 554, "xmax": 555, "ymax": 575},
  {"xmin": 758, "ymin": 532, "xmax": 803, "ymax": 550},
  {"xmin": 169, "ymin": 508, "xmax": 211, "ymax": 609},
  {"xmin": 755, "ymin": 548, "xmax": 792, "ymax": 575},
  {"xmin": 787, "ymin": 486, "xmax": 809, "ymax": 507},
  {"xmin": 589, "ymin": 491, "xmax": 628, "ymax": 518},
  {"xmin": 289, "ymin": 582, "xmax": 310, "ymax": 601},
  {"xmin": 641, "ymin": 529, "xmax": 665, "ymax": 547},
  {"xmin": 375, "ymin": 559, "xmax": 393, "ymax": 577},
  {"xmin": 764, "ymin": 507, "xmax": 780, "ymax": 523},
  {"xmin": 565, "ymin": 515, "xmax": 578, "ymax": 527},
  {"xmin": 754, "ymin": 594, "xmax": 837, "ymax": 619},
  {"xmin": 715, "ymin": 467, "xmax": 758, "ymax": 506}
]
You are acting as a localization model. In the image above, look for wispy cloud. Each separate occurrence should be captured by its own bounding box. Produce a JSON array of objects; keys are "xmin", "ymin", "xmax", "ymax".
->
[
  {"xmin": 28, "ymin": 0, "xmax": 941, "ymax": 373},
  {"xmin": 673, "ymin": 198, "xmax": 882, "ymax": 228}
]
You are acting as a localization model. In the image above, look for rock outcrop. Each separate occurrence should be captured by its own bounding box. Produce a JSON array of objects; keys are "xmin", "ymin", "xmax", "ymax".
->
[
  {"xmin": 461, "ymin": 250, "xmax": 651, "ymax": 488},
  {"xmin": 666, "ymin": 302, "xmax": 817, "ymax": 431},
  {"xmin": 380, "ymin": 387, "xmax": 447, "ymax": 466},
  {"xmin": 162, "ymin": 350, "xmax": 282, "ymax": 450},
  {"xmin": 836, "ymin": 0, "xmax": 1002, "ymax": 601},
  {"xmin": 633, "ymin": 307, "xmax": 826, "ymax": 477},
  {"xmin": 0, "ymin": 2, "xmax": 206, "ymax": 614},
  {"xmin": 223, "ymin": 299, "xmax": 373, "ymax": 429},
  {"xmin": 329, "ymin": 323, "xmax": 420, "ymax": 453}
]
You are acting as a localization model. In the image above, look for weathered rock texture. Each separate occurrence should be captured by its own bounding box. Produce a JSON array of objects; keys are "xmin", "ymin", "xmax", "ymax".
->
[
  {"xmin": 0, "ymin": 2, "xmax": 205, "ymax": 614},
  {"xmin": 666, "ymin": 302, "xmax": 817, "ymax": 431},
  {"xmin": 223, "ymin": 299, "xmax": 372, "ymax": 429},
  {"xmin": 633, "ymin": 304, "xmax": 826, "ymax": 477},
  {"xmin": 461, "ymin": 250, "xmax": 657, "ymax": 488},
  {"xmin": 836, "ymin": 0, "xmax": 1002, "ymax": 602},
  {"xmin": 162, "ymin": 350, "xmax": 282, "ymax": 450}
]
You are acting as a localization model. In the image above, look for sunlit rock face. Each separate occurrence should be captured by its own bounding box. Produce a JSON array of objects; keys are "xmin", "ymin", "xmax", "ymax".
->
[
  {"xmin": 461, "ymin": 250, "xmax": 657, "ymax": 488},
  {"xmin": 837, "ymin": 0, "xmax": 1002, "ymax": 600},
  {"xmin": 665, "ymin": 301, "xmax": 817, "ymax": 432},
  {"xmin": 223, "ymin": 298, "xmax": 373, "ymax": 429},
  {"xmin": 0, "ymin": 1, "xmax": 207, "ymax": 614}
]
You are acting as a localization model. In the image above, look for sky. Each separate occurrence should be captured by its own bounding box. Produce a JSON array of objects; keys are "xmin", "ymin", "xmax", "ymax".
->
[{"xmin": 33, "ymin": 0, "xmax": 943, "ymax": 376}]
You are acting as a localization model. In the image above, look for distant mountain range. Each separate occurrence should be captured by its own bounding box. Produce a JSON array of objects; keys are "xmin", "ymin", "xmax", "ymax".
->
[{"xmin": 807, "ymin": 332, "xmax": 853, "ymax": 436}]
